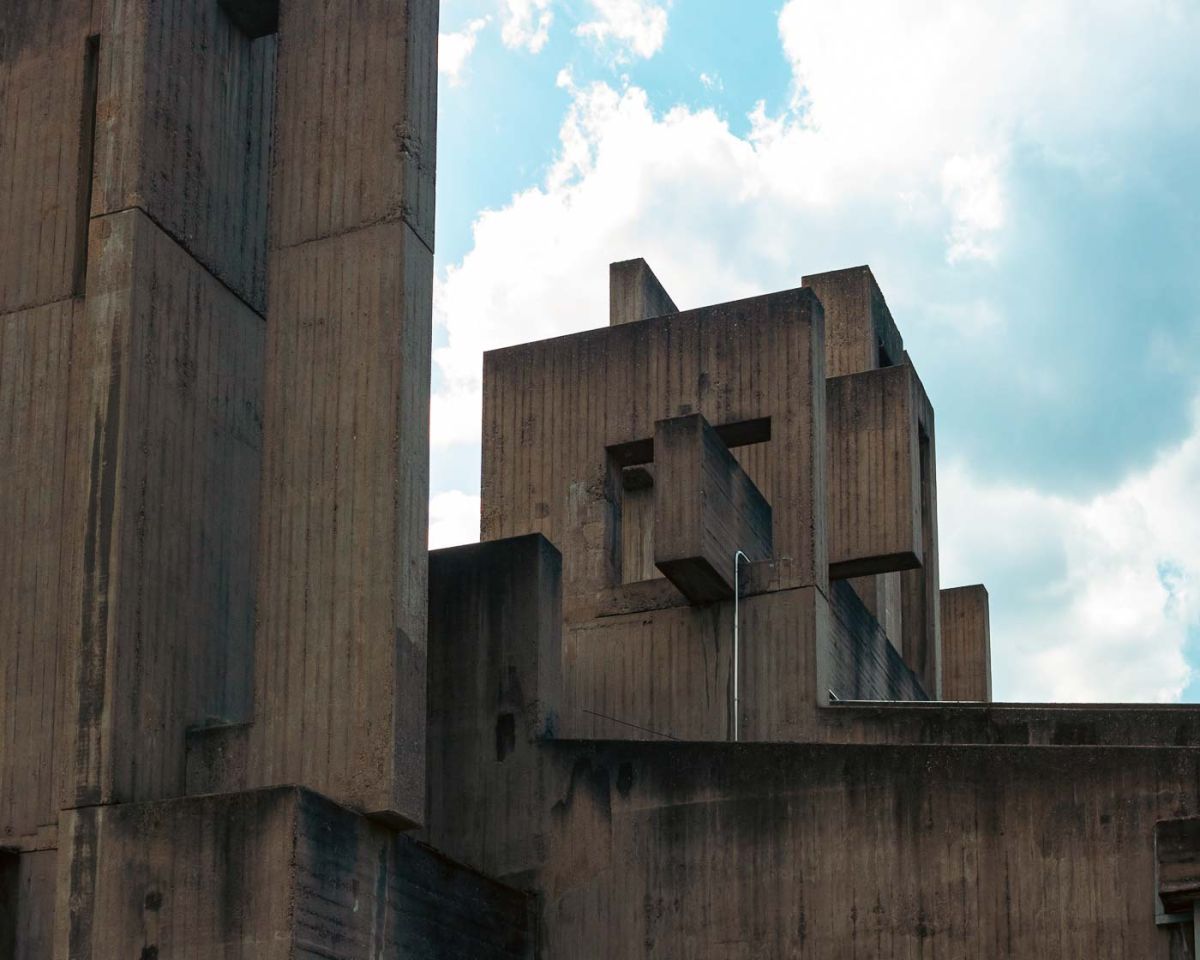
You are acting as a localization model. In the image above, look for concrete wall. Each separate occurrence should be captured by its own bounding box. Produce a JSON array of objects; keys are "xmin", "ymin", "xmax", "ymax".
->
[
  {"xmin": 482, "ymin": 289, "xmax": 831, "ymax": 745},
  {"xmin": 535, "ymin": 739, "xmax": 1199, "ymax": 958},
  {"xmin": 2, "ymin": 0, "xmax": 441, "ymax": 954},
  {"xmin": 60, "ymin": 787, "xmax": 533, "ymax": 960}
]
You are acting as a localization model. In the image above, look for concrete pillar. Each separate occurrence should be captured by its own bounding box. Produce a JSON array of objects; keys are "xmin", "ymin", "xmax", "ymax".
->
[
  {"xmin": 804, "ymin": 264, "xmax": 909, "ymax": 658},
  {"xmin": 940, "ymin": 585, "xmax": 991, "ymax": 701},
  {"xmin": 249, "ymin": 0, "xmax": 438, "ymax": 826}
]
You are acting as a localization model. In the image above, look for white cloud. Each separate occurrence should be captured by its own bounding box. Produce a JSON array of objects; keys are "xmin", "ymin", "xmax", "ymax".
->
[
  {"xmin": 939, "ymin": 397, "xmax": 1200, "ymax": 701},
  {"xmin": 577, "ymin": 0, "xmax": 669, "ymax": 61},
  {"xmin": 940, "ymin": 153, "xmax": 1005, "ymax": 264},
  {"xmin": 699, "ymin": 71, "xmax": 723, "ymax": 93},
  {"xmin": 429, "ymin": 491, "xmax": 482, "ymax": 549},
  {"xmin": 439, "ymin": 17, "xmax": 489, "ymax": 86},
  {"xmin": 501, "ymin": 0, "xmax": 553, "ymax": 53},
  {"xmin": 433, "ymin": 0, "xmax": 1200, "ymax": 700}
]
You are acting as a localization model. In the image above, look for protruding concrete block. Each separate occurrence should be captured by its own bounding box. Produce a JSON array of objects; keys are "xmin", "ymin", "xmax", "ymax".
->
[
  {"xmin": 609, "ymin": 258, "xmax": 678, "ymax": 325},
  {"xmin": 827, "ymin": 364, "xmax": 923, "ymax": 580},
  {"xmin": 425, "ymin": 535, "xmax": 562, "ymax": 881},
  {"xmin": 654, "ymin": 413, "xmax": 773, "ymax": 604},
  {"xmin": 940, "ymin": 585, "xmax": 991, "ymax": 701},
  {"xmin": 803, "ymin": 264, "xmax": 903, "ymax": 377}
]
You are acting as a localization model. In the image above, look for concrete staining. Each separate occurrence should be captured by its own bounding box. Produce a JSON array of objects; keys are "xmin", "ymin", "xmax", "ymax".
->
[{"xmin": 0, "ymin": 4, "xmax": 1198, "ymax": 959}]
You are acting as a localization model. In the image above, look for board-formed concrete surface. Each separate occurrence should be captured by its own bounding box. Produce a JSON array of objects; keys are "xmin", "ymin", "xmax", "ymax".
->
[{"xmin": 4, "ymin": 2, "xmax": 1200, "ymax": 957}]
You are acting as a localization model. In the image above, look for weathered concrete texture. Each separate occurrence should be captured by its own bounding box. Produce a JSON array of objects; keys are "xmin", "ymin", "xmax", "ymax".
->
[
  {"xmin": 252, "ymin": 219, "xmax": 431, "ymax": 825},
  {"xmin": 248, "ymin": 0, "xmax": 439, "ymax": 826},
  {"xmin": 0, "ymin": 0, "xmax": 94, "ymax": 314},
  {"xmin": 0, "ymin": 847, "xmax": 56, "ymax": 960},
  {"xmin": 566, "ymin": 587, "xmax": 828, "ymax": 742},
  {"xmin": 60, "ymin": 787, "xmax": 534, "ymax": 960},
  {"xmin": 940, "ymin": 584, "xmax": 991, "ymax": 701},
  {"xmin": 848, "ymin": 570, "xmax": 903, "ymax": 653},
  {"xmin": 0, "ymin": 300, "xmax": 87, "ymax": 843},
  {"xmin": 425, "ymin": 536, "xmax": 563, "ymax": 883},
  {"xmin": 826, "ymin": 580, "xmax": 928, "ymax": 702},
  {"xmin": 70, "ymin": 208, "xmax": 264, "ymax": 810},
  {"xmin": 1157, "ymin": 816, "xmax": 1200, "ymax": 916},
  {"xmin": 483, "ymin": 286, "xmax": 828, "ymax": 603},
  {"xmin": 93, "ymin": 0, "xmax": 276, "ymax": 310},
  {"xmin": 653, "ymin": 412, "xmax": 772, "ymax": 603},
  {"xmin": 899, "ymin": 361, "xmax": 941, "ymax": 697},
  {"xmin": 803, "ymin": 264, "xmax": 904, "ymax": 377},
  {"xmin": 827, "ymin": 364, "xmax": 923, "ymax": 580},
  {"xmin": 273, "ymin": 0, "xmax": 438, "ymax": 252},
  {"xmin": 535, "ymin": 740, "xmax": 1200, "ymax": 958},
  {"xmin": 818, "ymin": 700, "xmax": 1200, "ymax": 747},
  {"xmin": 609, "ymin": 258, "xmax": 679, "ymax": 325},
  {"xmin": 807, "ymin": 264, "xmax": 910, "ymax": 662}
]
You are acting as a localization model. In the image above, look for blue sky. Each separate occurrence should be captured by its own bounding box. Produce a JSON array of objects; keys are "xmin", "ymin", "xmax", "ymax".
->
[{"xmin": 430, "ymin": 0, "xmax": 1200, "ymax": 702}]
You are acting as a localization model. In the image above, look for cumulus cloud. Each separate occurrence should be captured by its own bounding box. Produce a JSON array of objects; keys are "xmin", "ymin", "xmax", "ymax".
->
[
  {"xmin": 577, "ymin": 0, "xmax": 670, "ymax": 61},
  {"xmin": 429, "ymin": 491, "xmax": 482, "ymax": 549},
  {"xmin": 439, "ymin": 17, "xmax": 489, "ymax": 86},
  {"xmin": 940, "ymin": 397, "xmax": 1200, "ymax": 701},
  {"xmin": 501, "ymin": 0, "xmax": 553, "ymax": 53},
  {"xmin": 432, "ymin": 1, "xmax": 1200, "ymax": 700}
]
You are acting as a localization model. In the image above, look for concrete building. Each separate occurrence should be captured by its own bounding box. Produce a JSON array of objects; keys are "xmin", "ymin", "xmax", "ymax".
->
[{"xmin": 2, "ymin": 2, "xmax": 1200, "ymax": 957}]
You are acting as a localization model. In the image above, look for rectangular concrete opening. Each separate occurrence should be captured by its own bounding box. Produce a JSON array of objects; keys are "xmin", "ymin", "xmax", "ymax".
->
[{"xmin": 72, "ymin": 34, "xmax": 98, "ymax": 296}]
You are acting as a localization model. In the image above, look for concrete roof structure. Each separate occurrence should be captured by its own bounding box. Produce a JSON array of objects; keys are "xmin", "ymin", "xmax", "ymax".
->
[{"xmin": 2, "ymin": 1, "xmax": 1199, "ymax": 957}]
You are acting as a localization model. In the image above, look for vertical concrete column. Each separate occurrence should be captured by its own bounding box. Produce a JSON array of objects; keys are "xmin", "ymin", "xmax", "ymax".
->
[
  {"xmin": 51, "ymin": 0, "xmax": 276, "ymax": 813},
  {"xmin": 940, "ymin": 585, "xmax": 991, "ymax": 701},
  {"xmin": 804, "ymin": 265, "xmax": 907, "ymax": 651},
  {"xmin": 424, "ymin": 535, "xmax": 562, "ymax": 881},
  {"xmin": 251, "ymin": 0, "xmax": 439, "ymax": 825},
  {"xmin": 900, "ymin": 365, "xmax": 941, "ymax": 698}
]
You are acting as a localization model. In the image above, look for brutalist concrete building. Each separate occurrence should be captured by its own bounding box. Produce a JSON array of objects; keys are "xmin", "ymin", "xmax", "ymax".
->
[{"xmin": 3, "ymin": 2, "xmax": 1200, "ymax": 957}]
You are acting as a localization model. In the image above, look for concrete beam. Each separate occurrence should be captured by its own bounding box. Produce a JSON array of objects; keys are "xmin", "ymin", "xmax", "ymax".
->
[
  {"xmin": 609, "ymin": 258, "xmax": 678, "ymax": 325},
  {"xmin": 940, "ymin": 585, "xmax": 991, "ymax": 701},
  {"xmin": 827, "ymin": 364, "xmax": 923, "ymax": 580},
  {"xmin": 654, "ymin": 413, "xmax": 772, "ymax": 604}
]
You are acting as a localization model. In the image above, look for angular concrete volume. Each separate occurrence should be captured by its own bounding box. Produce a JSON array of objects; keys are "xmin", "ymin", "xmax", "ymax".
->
[
  {"xmin": 654, "ymin": 413, "xmax": 773, "ymax": 603},
  {"xmin": 609, "ymin": 258, "xmax": 679, "ymax": 325},
  {"xmin": 827, "ymin": 364, "xmax": 924, "ymax": 580},
  {"xmin": 940, "ymin": 584, "xmax": 992, "ymax": 701}
]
